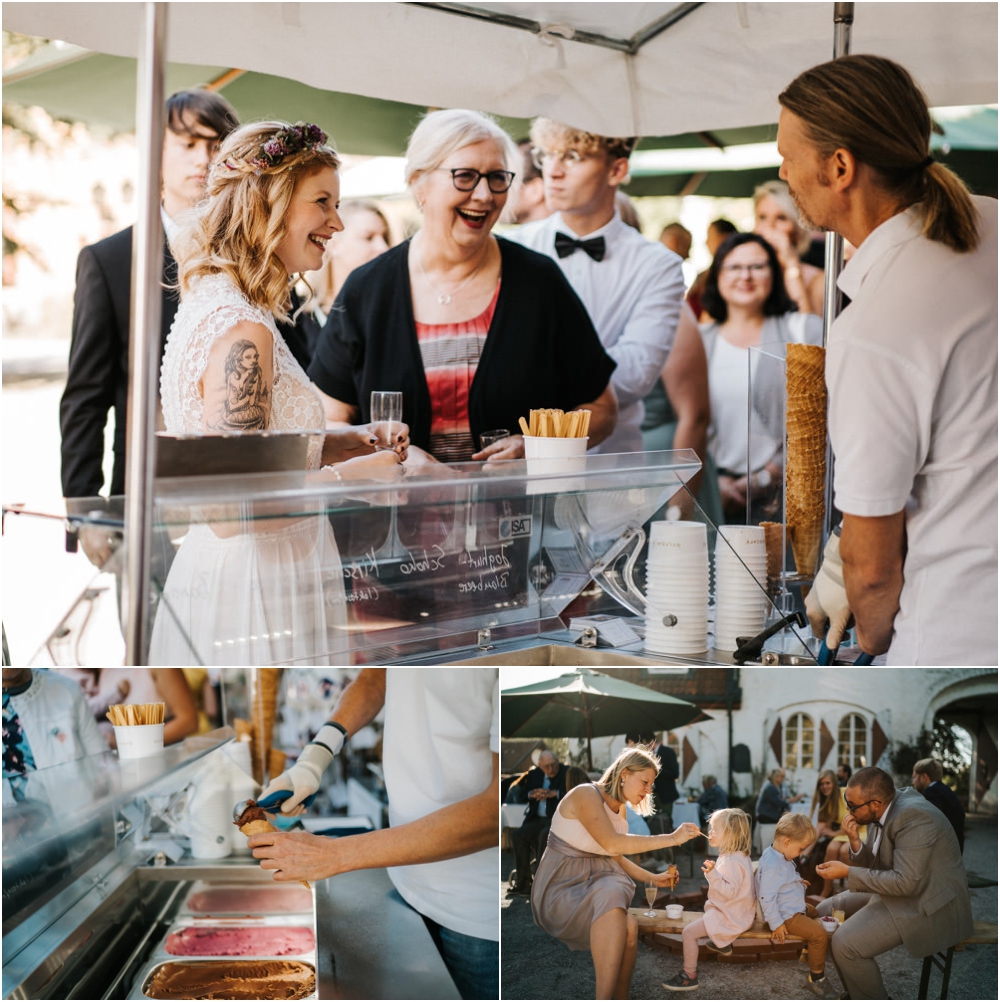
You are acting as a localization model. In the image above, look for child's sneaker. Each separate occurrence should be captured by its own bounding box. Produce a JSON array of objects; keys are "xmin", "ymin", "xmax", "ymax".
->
[
  {"xmin": 798, "ymin": 947, "xmax": 810, "ymax": 965},
  {"xmin": 806, "ymin": 974, "xmax": 835, "ymax": 998},
  {"xmin": 662, "ymin": 972, "xmax": 699, "ymax": 992},
  {"xmin": 704, "ymin": 940, "xmax": 732, "ymax": 956}
]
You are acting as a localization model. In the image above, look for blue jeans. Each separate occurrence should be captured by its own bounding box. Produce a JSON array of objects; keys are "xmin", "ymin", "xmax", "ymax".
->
[{"xmin": 422, "ymin": 914, "xmax": 498, "ymax": 1000}]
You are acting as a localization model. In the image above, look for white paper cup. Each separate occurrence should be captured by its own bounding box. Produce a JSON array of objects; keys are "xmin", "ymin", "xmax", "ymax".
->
[
  {"xmin": 649, "ymin": 520, "xmax": 708, "ymax": 553},
  {"xmin": 718, "ymin": 524, "xmax": 766, "ymax": 547},
  {"xmin": 114, "ymin": 723, "xmax": 165, "ymax": 759},
  {"xmin": 523, "ymin": 435, "xmax": 588, "ymax": 492},
  {"xmin": 820, "ymin": 916, "xmax": 839, "ymax": 935},
  {"xmin": 665, "ymin": 904, "xmax": 685, "ymax": 920}
]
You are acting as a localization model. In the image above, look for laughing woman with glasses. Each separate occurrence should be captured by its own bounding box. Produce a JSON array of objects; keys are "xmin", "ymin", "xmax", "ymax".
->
[
  {"xmin": 700, "ymin": 232, "xmax": 824, "ymax": 522},
  {"xmin": 308, "ymin": 108, "xmax": 617, "ymax": 463}
]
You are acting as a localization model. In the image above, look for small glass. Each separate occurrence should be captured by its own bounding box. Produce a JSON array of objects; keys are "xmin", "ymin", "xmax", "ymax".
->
[
  {"xmin": 478, "ymin": 428, "xmax": 510, "ymax": 451},
  {"xmin": 833, "ymin": 908, "xmax": 846, "ymax": 924},
  {"xmin": 644, "ymin": 880, "xmax": 658, "ymax": 918},
  {"xmin": 370, "ymin": 391, "xmax": 403, "ymax": 451}
]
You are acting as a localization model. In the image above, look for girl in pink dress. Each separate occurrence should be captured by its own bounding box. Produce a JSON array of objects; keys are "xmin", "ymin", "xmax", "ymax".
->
[{"xmin": 663, "ymin": 808, "xmax": 756, "ymax": 992}]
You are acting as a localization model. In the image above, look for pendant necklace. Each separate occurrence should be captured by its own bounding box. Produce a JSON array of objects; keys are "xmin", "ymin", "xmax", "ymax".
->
[{"xmin": 413, "ymin": 238, "xmax": 485, "ymax": 305}]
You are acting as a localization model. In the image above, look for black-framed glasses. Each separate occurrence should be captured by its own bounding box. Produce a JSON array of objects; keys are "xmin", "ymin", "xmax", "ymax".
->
[
  {"xmin": 437, "ymin": 167, "xmax": 515, "ymax": 193},
  {"xmin": 843, "ymin": 794, "xmax": 879, "ymax": 813}
]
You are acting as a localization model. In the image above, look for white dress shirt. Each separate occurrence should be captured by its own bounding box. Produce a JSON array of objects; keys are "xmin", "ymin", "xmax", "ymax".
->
[
  {"xmin": 827, "ymin": 195, "xmax": 998, "ymax": 665},
  {"xmin": 512, "ymin": 211, "xmax": 685, "ymax": 453}
]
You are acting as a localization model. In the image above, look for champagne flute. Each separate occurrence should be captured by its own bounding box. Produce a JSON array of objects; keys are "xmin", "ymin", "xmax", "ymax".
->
[
  {"xmin": 370, "ymin": 390, "xmax": 403, "ymax": 453},
  {"xmin": 644, "ymin": 879, "xmax": 658, "ymax": 918}
]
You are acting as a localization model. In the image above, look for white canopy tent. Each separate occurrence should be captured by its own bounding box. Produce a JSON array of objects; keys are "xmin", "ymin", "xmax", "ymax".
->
[
  {"xmin": 4, "ymin": 2, "xmax": 997, "ymax": 136},
  {"xmin": 4, "ymin": 1, "xmax": 995, "ymax": 663}
]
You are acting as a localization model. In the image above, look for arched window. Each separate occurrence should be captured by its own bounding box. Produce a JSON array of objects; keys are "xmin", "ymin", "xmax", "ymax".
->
[
  {"xmin": 838, "ymin": 714, "xmax": 869, "ymax": 771},
  {"xmin": 785, "ymin": 713, "xmax": 815, "ymax": 770}
]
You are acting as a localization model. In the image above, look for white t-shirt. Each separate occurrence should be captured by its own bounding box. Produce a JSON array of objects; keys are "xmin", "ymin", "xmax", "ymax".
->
[
  {"xmin": 512, "ymin": 211, "xmax": 685, "ymax": 454},
  {"xmin": 828, "ymin": 196, "xmax": 998, "ymax": 665},
  {"xmin": 382, "ymin": 667, "xmax": 499, "ymax": 941}
]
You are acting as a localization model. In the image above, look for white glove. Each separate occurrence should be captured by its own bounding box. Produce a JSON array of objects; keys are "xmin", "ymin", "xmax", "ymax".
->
[
  {"xmin": 261, "ymin": 723, "xmax": 345, "ymax": 813},
  {"xmin": 805, "ymin": 531, "xmax": 852, "ymax": 648}
]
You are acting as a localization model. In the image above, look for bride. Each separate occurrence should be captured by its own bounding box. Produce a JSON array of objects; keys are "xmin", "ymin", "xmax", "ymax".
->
[{"xmin": 150, "ymin": 121, "xmax": 404, "ymax": 666}]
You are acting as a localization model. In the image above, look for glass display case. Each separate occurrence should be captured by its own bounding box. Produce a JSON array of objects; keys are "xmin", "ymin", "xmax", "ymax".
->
[{"xmin": 4, "ymin": 450, "xmax": 822, "ymax": 665}]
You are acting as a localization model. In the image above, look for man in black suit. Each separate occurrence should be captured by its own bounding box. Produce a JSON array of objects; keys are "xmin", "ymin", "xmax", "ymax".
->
[
  {"xmin": 60, "ymin": 91, "xmax": 240, "ymax": 515},
  {"xmin": 509, "ymin": 750, "xmax": 567, "ymax": 896},
  {"xmin": 912, "ymin": 757, "xmax": 965, "ymax": 854}
]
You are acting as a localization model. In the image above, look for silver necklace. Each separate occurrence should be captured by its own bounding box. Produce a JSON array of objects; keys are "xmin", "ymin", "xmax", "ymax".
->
[{"xmin": 413, "ymin": 239, "xmax": 485, "ymax": 306}]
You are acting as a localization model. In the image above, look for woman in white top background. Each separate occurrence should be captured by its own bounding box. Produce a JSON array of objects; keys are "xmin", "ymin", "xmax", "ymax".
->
[
  {"xmin": 699, "ymin": 232, "xmax": 823, "ymax": 523},
  {"xmin": 531, "ymin": 747, "xmax": 701, "ymax": 1000}
]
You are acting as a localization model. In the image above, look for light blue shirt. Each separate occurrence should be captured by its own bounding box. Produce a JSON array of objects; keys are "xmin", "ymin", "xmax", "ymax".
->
[
  {"xmin": 538, "ymin": 773, "xmax": 551, "ymax": 818},
  {"xmin": 511, "ymin": 211, "xmax": 685, "ymax": 454},
  {"xmin": 754, "ymin": 845, "xmax": 806, "ymax": 930}
]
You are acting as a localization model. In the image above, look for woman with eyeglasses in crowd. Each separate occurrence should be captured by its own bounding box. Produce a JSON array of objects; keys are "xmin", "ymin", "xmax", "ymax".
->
[
  {"xmin": 308, "ymin": 108, "xmax": 618, "ymax": 463},
  {"xmin": 700, "ymin": 232, "xmax": 823, "ymax": 522}
]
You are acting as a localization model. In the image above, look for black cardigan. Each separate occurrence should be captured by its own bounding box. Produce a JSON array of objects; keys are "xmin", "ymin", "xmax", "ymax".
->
[{"xmin": 307, "ymin": 238, "xmax": 616, "ymax": 453}]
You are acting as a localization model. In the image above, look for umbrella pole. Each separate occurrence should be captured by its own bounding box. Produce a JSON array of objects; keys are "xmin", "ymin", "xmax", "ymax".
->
[
  {"xmin": 821, "ymin": 1, "xmax": 854, "ymax": 548},
  {"xmin": 583, "ymin": 692, "xmax": 594, "ymax": 771},
  {"xmin": 124, "ymin": 1, "xmax": 168, "ymax": 664}
]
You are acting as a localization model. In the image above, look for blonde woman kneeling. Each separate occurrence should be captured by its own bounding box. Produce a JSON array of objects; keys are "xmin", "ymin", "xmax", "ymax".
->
[{"xmin": 532, "ymin": 747, "xmax": 702, "ymax": 1000}]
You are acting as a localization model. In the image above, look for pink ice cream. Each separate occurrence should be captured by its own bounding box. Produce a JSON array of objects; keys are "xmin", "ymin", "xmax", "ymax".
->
[
  {"xmin": 165, "ymin": 926, "xmax": 315, "ymax": 957},
  {"xmin": 185, "ymin": 886, "xmax": 313, "ymax": 915}
]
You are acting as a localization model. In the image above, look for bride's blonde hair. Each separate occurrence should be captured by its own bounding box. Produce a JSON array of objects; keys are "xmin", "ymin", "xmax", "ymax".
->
[
  {"xmin": 597, "ymin": 747, "xmax": 660, "ymax": 817},
  {"xmin": 177, "ymin": 121, "xmax": 340, "ymax": 322}
]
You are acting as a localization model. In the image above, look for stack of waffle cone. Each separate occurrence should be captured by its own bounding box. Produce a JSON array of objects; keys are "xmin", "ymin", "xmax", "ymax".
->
[
  {"xmin": 250, "ymin": 668, "xmax": 283, "ymax": 785},
  {"xmin": 760, "ymin": 521, "xmax": 785, "ymax": 591},
  {"xmin": 784, "ymin": 344, "xmax": 827, "ymax": 578}
]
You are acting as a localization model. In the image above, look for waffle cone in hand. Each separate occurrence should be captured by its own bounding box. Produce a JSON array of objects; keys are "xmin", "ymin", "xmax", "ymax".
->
[{"xmin": 235, "ymin": 800, "xmax": 310, "ymax": 890}]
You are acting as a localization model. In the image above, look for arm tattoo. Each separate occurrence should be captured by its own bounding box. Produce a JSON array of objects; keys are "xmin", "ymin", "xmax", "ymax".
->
[{"xmin": 211, "ymin": 338, "xmax": 271, "ymax": 432}]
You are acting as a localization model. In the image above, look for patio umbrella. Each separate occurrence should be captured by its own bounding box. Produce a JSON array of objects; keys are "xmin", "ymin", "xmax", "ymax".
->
[{"xmin": 502, "ymin": 667, "xmax": 709, "ymax": 769}]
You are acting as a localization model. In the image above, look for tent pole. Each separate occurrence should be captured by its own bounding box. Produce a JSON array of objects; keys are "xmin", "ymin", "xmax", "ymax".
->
[
  {"xmin": 821, "ymin": 1, "xmax": 854, "ymax": 548},
  {"xmin": 583, "ymin": 692, "xmax": 593, "ymax": 771},
  {"xmin": 124, "ymin": 1, "xmax": 168, "ymax": 665}
]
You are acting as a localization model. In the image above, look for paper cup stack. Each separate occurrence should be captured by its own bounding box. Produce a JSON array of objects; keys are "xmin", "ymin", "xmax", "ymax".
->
[
  {"xmin": 644, "ymin": 520, "xmax": 709, "ymax": 655},
  {"xmin": 713, "ymin": 524, "xmax": 768, "ymax": 651}
]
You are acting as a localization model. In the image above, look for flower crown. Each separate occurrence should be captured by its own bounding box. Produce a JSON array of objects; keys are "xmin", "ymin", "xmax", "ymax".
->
[{"xmin": 224, "ymin": 122, "xmax": 330, "ymax": 176}]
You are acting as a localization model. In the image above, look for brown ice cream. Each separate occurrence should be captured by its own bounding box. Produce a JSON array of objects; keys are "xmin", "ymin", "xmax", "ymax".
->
[{"xmin": 143, "ymin": 960, "xmax": 314, "ymax": 1000}]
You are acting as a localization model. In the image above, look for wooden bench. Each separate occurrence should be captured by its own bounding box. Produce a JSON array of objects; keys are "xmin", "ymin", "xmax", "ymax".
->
[{"xmin": 919, "ymin": 921, "xmax": 998, "ymax": 1001}]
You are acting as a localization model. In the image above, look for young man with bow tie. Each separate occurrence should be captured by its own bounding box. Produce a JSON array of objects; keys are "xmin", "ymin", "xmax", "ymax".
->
[{"xmin": 512, "ymin": 119, "xmax": 685, "ymax": 454}]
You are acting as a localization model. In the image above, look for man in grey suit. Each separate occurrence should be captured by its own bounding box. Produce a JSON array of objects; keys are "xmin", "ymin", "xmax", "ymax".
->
[{"xmin": 815, "ymin": 766, "xmax": 973, "ymax": 1000}]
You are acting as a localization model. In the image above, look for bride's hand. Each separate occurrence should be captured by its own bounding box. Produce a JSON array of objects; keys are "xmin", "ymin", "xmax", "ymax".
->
[
  {"xmin": 365, "ymin": 421, "xmax": 410, "ymax": 462},
  {"xmin": 672, "ymin": 822, "xmax": 703, "ymax": 844},
  {"xmin": 333, "ymin": 451, "xmax": 404, "ymax": 483}
]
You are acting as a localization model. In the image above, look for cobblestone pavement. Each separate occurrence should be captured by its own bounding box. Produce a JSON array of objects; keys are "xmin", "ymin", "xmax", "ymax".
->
[{"xmin": 501, "ymin": 814, "xmax": 997, "ymax": 1000}]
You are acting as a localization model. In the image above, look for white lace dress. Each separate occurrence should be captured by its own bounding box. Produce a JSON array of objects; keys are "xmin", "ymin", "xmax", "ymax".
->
[{"xmin": 148, "ymin": 273, "xmax": 347, "ymax": 666}]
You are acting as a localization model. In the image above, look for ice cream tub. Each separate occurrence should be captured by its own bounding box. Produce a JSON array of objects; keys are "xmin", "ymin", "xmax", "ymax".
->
[
  {"xmin": 180, "ymin": 882, "xmax": 314, "ymax": 917},
  {"xmin": 133, "ymin": 959, "xmax": 317, "ymax": 1000}
]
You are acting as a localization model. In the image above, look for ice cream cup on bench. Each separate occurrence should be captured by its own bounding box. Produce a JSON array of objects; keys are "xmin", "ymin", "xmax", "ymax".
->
[
  {"xmin": 665, "ymin": 904, "xmax": 685, "ymax": 920},
  {"xmin": 114, "ymin": 722, "xmax": 165, "ymax": 760},
  {"xmin": 820, "ymin": 915, "xmax": 840, "ymax": 935}
]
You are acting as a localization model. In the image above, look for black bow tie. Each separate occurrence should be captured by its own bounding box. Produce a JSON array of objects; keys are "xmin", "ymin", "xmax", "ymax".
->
[{"xmin": 555, "ymin": 232, "xmax": 606, "ymax": 262}]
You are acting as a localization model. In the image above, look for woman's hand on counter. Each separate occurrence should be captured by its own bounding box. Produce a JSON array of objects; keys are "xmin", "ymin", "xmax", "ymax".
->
[
  {"xmin": 248, "ymin": 831, "xmax": 340, "ymax": 883},
  {"xmin": 471, "ymin": 435, "xmax": 524, "ymax": 462},
  {"xmin": 321, "ymin": 424, "xmax": 409, "ymax": 465}
]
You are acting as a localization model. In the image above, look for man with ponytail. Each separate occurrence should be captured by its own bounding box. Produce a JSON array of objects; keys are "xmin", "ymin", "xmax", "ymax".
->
[{"xmin": 777, "ymin": 55, "xmax": 997, "ymax": 666}]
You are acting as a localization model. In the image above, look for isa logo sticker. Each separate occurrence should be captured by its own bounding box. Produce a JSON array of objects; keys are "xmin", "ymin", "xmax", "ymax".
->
[{"xmin": 499, "ymin": 515, "xmax": 532, "ymax": 540}]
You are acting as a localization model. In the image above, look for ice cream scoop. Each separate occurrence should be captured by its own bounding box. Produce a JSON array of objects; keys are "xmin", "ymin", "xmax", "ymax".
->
[{"xmin": 233, "ymin": 800, "xmax": 310, "ymax": 891}]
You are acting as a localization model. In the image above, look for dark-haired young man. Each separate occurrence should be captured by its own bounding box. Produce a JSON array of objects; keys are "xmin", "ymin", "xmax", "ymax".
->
[{"xmin": 60, "ymin": 91, "xmax": 240, "ymax": 518}]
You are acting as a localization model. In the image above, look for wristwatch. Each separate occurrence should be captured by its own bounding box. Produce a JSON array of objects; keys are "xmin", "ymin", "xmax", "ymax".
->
[{"xmin": 754, "ymin": 469, "xmax": 772, "ymax": 490}]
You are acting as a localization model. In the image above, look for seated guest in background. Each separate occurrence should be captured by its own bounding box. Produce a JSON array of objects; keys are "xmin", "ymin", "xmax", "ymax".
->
[
  {"xmin": 816, "ymin": 766, "xmax": 972, "ymax": 1000},
  {"xmin": 837, "ymin": 764, "xmax": 852, "ymax": 787},
  {"xmin": 659, "ymin": 222, "xmax": 692, "ymax": 262},
  {"xmin": 753, "ymin": 180, "xmax": 825, "ymax": 316},
  {"xmin": 700, "ymin": 232, "xmax": 823, "ymax": 522},
  {"xmin": 309, "ymin": 109, "xmax": 617, "ymax": 463},
  {"xmin": 565, "ymin": 764, "xmax": 591, "ymax": 791},
  {"xmin": 912, "ymin": 758, "xmax": 965, "ymax": 854},
  {"xmin": 695, "ymin": 774, "xmax": 728, "ymax": 825},
  {"xmin": 513, "ymin": 118, "xmax": 685, "ymax": 455},
  {"xmin": 509, "ymin": 750, "xmax": 567, "ymax": 896},
  {"xmin": 756, "ymin": 768, "xmax": 791, "ymax": 825},
  {"xmin": 687, "ymin": 217, "xmax": 737, "ymax": 320}
]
